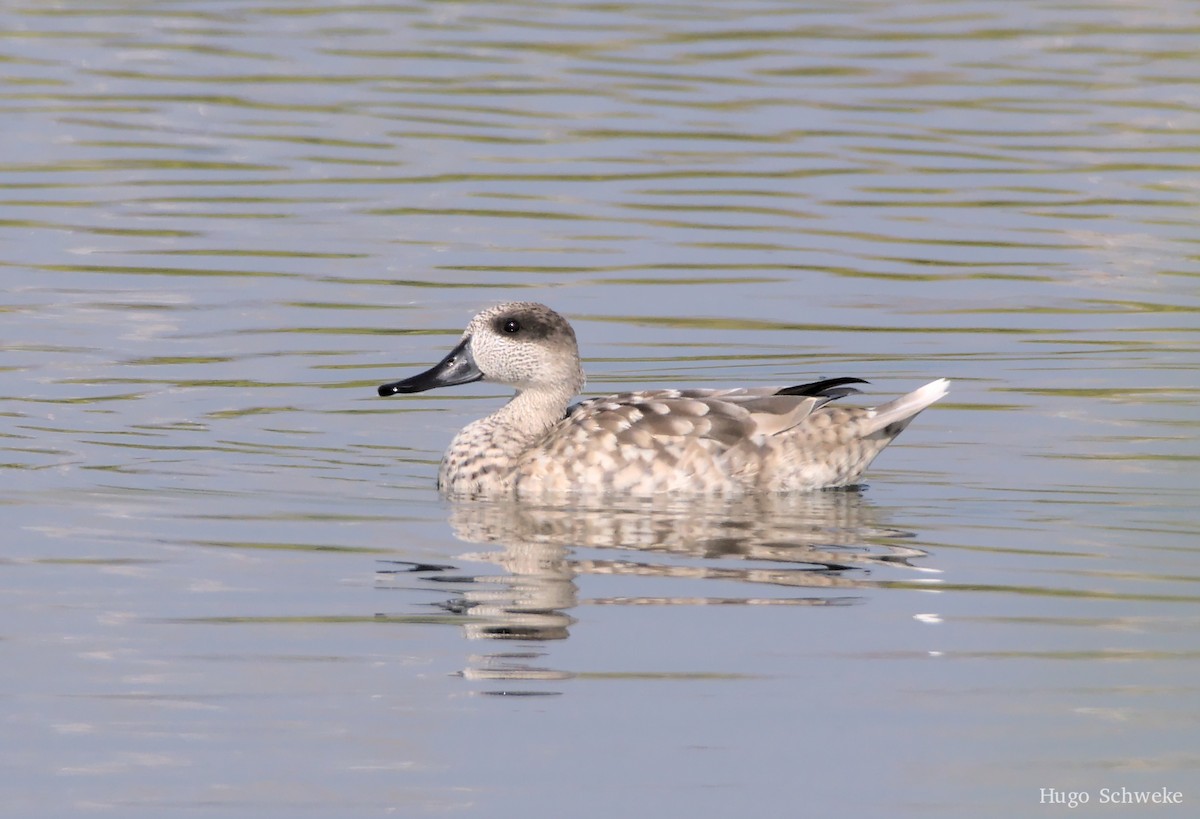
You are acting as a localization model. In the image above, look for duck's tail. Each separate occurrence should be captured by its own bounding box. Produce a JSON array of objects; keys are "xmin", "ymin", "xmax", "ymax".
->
[{"xmin": 862, "ymin": 378, "xmax": 950, "ymax": 437}]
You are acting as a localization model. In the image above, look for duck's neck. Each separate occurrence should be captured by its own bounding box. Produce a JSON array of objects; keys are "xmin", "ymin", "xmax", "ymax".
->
[
  {"xmin": 490, "ymin": 384, "xmax": 574, "ymax": 442},
  {"xmin": 447, "ymin": 383, "xmax": 574, "ymax": 464}
]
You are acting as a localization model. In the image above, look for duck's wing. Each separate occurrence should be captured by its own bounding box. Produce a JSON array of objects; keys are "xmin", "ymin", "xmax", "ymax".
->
[
  {"xmin": 525, "ymin": 379, "xmax": 945, "ymax": 495},
  {"xmin": 567, "ymin": 379, "xmax": 863, "ymax": 450},
  {"xmin": 525, "ymin": 381, "xmax": 875, "ymax": 494}
]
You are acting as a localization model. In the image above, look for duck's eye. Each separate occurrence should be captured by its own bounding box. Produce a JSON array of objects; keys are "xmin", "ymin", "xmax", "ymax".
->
[{"xmin": 502, "ymin": 319, "xmax": 521, "ymax": 334}]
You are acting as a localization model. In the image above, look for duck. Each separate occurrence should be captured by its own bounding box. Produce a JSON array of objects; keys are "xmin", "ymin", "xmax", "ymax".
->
[{"xmin": 378, "ymin": 302, "xmax": 949, "ymax": 498}]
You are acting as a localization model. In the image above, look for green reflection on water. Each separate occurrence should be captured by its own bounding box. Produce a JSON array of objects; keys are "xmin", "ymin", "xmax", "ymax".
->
[
  {"xmin": 18, "ymin": 262, "xmax": 291, "ymax": 278},
  {"xmin": 188, "ymin": 540, "xmax": 392, "ymax": 554},
  {"xmin": 133, "ymin": 249, "xmax": 369, "ymax": 259},
  {"xmin": 581, "ymin": 313, "xmax": 1054, "ymax": 334},
  {"xmin": 0, "ymin": 219, "xmax": 197, "ymax": 237}
]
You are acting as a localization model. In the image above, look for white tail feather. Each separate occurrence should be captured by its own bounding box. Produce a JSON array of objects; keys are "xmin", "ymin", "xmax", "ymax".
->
[{"xmin": 863, "ymin": 378, "xmax": 950, "ymax": 436}]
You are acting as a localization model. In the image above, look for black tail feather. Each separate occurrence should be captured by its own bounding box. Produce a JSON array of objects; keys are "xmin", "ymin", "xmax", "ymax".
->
[{"xmin": 775, "ymin": 377, "xmax": 869, "ymax": 400}]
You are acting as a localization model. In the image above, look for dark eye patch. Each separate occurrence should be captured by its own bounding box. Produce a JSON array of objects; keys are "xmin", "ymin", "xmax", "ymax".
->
[{"xmin": 492, "ymin": 311, "xmax": 557, "ymax": 340}]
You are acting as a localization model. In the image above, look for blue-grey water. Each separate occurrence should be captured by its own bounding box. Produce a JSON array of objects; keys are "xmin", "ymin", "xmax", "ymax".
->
[{"xmin": 2, "ymin": 1, "xmax": 1198, "ymax": 817}]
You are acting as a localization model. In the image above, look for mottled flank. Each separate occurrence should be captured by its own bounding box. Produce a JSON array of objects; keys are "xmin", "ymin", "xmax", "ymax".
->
[{"xmin": 378, "ymin": 302, "xmax": 949, "ymax": 498}]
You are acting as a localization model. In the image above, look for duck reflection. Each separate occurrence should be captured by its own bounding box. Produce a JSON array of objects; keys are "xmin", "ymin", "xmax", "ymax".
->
[{"xmin": 377, "ymin": 490, "xmax": 936, "ymax": 683}]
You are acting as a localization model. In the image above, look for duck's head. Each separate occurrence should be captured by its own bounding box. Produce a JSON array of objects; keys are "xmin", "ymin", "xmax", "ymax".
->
[{"xmin": 378, "ymin": 302, "xmax": 585, "ymax": 397}]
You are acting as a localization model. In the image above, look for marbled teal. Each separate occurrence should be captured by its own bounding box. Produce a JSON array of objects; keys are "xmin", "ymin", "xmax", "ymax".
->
[{"xmin": 378, "ymin": 302, "xmax": 949, "ymax": 498}]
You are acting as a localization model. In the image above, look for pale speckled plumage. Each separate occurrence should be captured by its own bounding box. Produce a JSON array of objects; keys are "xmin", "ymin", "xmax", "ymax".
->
[{"xmin": 378, "ymin": 302, "xmax": 949, "ymax": 498}]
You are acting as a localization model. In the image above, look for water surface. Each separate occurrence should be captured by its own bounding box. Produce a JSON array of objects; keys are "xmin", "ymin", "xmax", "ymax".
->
[{"xmin": 2, "ymin": 1, "xmax": 1198, "ymax": 816}]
